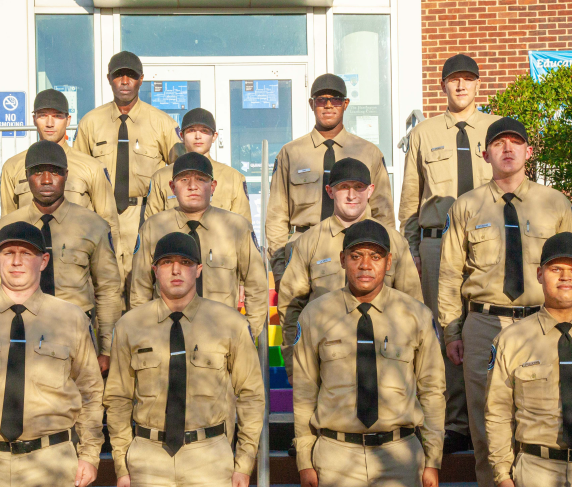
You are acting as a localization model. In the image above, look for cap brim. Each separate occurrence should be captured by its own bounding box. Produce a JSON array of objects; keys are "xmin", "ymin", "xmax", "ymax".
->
[
  {"xmin": 172, "ymin": 168, "xmax": 213, "ymax": 180},
  {"xmin": 330, "ymin": 177, "xmax": 371, "ymax": 187},
  {"xmin": 487, "ymin": 130, "xmax": 527, "ymax": 146},
  {"xmin": 345, "ymin": 238, "xmax": 390, "ymax": 254},
  {"xmin": 153, "ymin": 251, "xmax": 201, "ymax": 266},
  {"xmin": 181, "ymin": 123, "xmax": 216, "ymax": 133},
  {"xmin": 109, "ymin": 65, "xmax": 142, "ymax": 76},
  {"xmin": 540, "ymin": 253, "xmax": 572, "ymax": 267},
  {"xmin": 26, "ymin": 161, "xmax": 67, "ymax": 170},
  {"xmin": 443, "ymin": 70, "xmax": 480, "ymax": 80},
  {"xmin": 0, "ymin": 238, "xmax": 45, "ymax": 253},
  {"xmin": 32, "ymin": 106, "xmax": 68, "ymax": 114}
]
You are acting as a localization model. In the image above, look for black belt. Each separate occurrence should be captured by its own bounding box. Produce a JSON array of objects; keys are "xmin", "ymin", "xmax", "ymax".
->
[
  {"xmin": 469, "ymin": 302, "xmax": 540, "ymax": 319},
  {"xmin": 128, "ymin": 196, "xmax": 147, "ymax": 207},
  {"xmin": 0, "ymin": 430, "xmax": 70, "ymax": 454},
  {"xmin": 521, "ymin": 443, "xmax": 572, "ymax": 462},
  {"xmin": 136, "ymin": 423, "xmax": 225, "ymax": 444},
  {"xmin": 295, "ymin": 226, "xmax": 310, "ymax": 234},
  {"xmin": 422, "ymin": 228, "xmax": 443, "ymax": 239},
  {"xmin": 321, "ymin": 427, "xmax": 414, "ymax": 446}
]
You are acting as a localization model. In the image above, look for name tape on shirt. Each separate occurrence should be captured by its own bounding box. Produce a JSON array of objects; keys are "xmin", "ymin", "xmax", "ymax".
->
[
  {"xmin": 298, "ymin": 168, "xmax": 311, "ymax": 174},
  {"xmin": 431, "ymin": 146, "xmax": 445, "ymax": 152},
  {"xmin": 476, "ymin": 223, "xmax": 491, "ymax": 230},
  {"xmin": 316, "ymin": 258, "xmax": 331, "ymax": 265}
]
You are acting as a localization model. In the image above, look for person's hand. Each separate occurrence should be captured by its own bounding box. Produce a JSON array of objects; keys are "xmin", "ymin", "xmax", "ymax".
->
[
  {"xmin": 498, "ymin": 480, "xmax": 515, "ymax": 487},
  {"xmin": 117, "ymin": 475, "xmax": 131, "ymax": 487},
  {"xmin": 413, "ymin": 256, "xmax": 422, "ymax": 278},
  {"xmin": 422, "ymin": 467, "xmax": 439, "ymax": 487},
  {"xmin": 300, "ymin": 468, "xmax": 319, "ymax": 487},
  {"xmin": 274, "ymin": 279, "xmax": 281, "ymax": 293},
  {"xmin": 97, "ymin": 354, "xmax": 110, "ymax": 378},
  {"xmin": 446, "ymin": 340, "xmax": 464, "ymax": 366},
  {"xmin": 75, "ymin": 460, "xmax": 98, "ymax": 487},
  {"xmin": 288, "ymin": 375, "xmax": 293, "ymax": 387},
  {"xmin": 231, "ymin": 472, "xmax": 250, "ymax": 487},
  {"xmin": 239, "ymin": 285, "xmax": 245, "ymax": 304}
]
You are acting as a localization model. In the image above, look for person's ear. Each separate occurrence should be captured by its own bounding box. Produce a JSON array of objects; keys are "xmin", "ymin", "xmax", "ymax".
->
[
  {"xmin": 308, "ymin": 98, "xmax": 315, "ymax": 112},
  {"xmin": 40, "ymin": 252, "xmax": 50, "ymax": 272},
  {"xmin": 340, "ymin": 250, "xmax": 346, "ymax": 270},
  {"xmin": 537, "ymin": 265, "xmax": 543, "ymax": 285},
  {"xmin": 169, "ymin": 180, "xmax": 176, "ymax": 195},
  {"xmin": 385, "ymin": 253, "xmax": 393, "ymax": 271}
]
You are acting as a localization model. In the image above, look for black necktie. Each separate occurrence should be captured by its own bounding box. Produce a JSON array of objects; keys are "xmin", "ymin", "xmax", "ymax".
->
[
  {"xmin": 40, "ymin": 215, "xmax": 55, "ymax": 295},
  {"xmin": 115, "ymin": 114, "xmax": 130, "ymax": 214},
  {"xmin": 356, "ymin": 303, "xmax": 378, "ymax": 428},
  {"xmin": 502, "ymin": 193, "xmax": 524, "ymax": 301},
  {"xmin": 165, "ymin": 311, "xmax": 186, "ymax": 455},
  {"xmin": 556, "ymin": 322, "xmax": 572, "ymax": 446},
  {"xmin": 321, "ymin": 139, "xmax": 336, "ymax": 221},
  {"xmin": 186, "ymin": 221, "xmax": 202, "ymax": 297},
  {"xmin": 1, "ymin": 304, "xmax": 27, "ymax": 442},
  {"xmin": 456, "ymin": 122, "xmax": 474, "ymax": 197}
]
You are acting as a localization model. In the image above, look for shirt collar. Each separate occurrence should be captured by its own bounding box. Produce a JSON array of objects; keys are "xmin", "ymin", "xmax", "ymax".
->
[
  {"xmin": 342, "ymin": 282, "xmax": 389, "ymax": 314},
  {"xmin": 444, "ymin": 107, "xmax": 481, "ymax": 130},
  {"xmin": 111, "ymin": 98, "xmax": 142, "ymax": 123},
  {"xmin": 488, "ymin": 178, "xmax": 530, "ymax": 204},
  {"xmin": 0, "ymin": 286, "xmax": 44, "ymax": 316},
  {"xmin": 537, "ymin": 306, "xmax": 562, "ymax": 335},
  {"xmin": 28, "ymin": 198, "xmax": 70, "ymax": 225},
  {"xmin": 310, "ymin": 126, "xmax": 347, "ymax": 149},
  {"xmin": 157, "ymin": 293, "xmax": 202, "ymax": 323},
  {"xmin": 329, "ymin": 208, "xmax": 371, "ymax": 238},
  {"xmin": 174, "ymin": 205, "xmax": 211, "ymax": 231}
]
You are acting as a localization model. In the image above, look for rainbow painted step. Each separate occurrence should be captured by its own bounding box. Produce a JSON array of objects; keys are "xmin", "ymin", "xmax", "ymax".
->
[
  {"xmin": 269, "ymin": 346, "xmax": 285, "ymax": 367},
  {"xmin": 270, "ymin": 389, "xmax": 293, "ymax": 413}
]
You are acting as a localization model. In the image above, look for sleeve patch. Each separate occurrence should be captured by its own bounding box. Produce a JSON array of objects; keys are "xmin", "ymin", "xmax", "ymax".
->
[
  {"xmin": 147, "ymin": 180, "xmax": 152, "ymax": 197},
  {"xmin": 73, "ymin": 127, "xmax": 78, "ymax": 142},
  {"xmin": 108, "ymin": 231, "xmax": 115, "ymax": 253},
  {"xmin": 251, "ymin": 232, "xmax": 260, "ymax": 252},
  {"xmin": 104, "ymin": 168, "xmax": 112, "ymax": 184},
  {"xmin": 248, "ymin": 325, "xmax": 255, "ymax": 343},
  {"xmin": 443, "ymin": 213, "xmax": 451, "ymax": 235},
  {"xmin": 133, "ymin": 234, "xmax": 141, "ymax": 254},
  {"xmin": 293, "ymin": 322, "xmax": 302, "ymax": 345},
  {"xmin": 285, "ymin": 246, "xmax": 293, "ymax": 269},
  {"xmin": 488, "ymin": 344, "xmax": 497, "ymax": 371},
  {"xmin": 89, "ymin": 324, "xmax": 97, "ymax": 352},
  {"xmin": 175, "ymin": 127, "xmax": 183, "ymax": 142},
  {"xmin": 272, "ymin": 158, "xmax": 278, "ymax": 175},
  {"xmin": 432, "ymin": 319, "xmax": 441, "ymax": 344},
  {"xmin": 243, "ymin": 181, "xmax": 249, "ymax": 200}
]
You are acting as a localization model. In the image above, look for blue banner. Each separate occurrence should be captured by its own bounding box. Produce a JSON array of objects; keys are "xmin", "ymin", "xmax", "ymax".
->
[{"xmin": 529, "ymin": 51, "xmax": 572, "ymax": 81}]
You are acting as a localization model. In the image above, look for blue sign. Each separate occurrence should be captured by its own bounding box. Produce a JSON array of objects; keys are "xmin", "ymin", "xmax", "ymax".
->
[
  {"xmin": 529, "ymin": 51, "xmax": 572, "ymax": 81},
  {"xmin": 151, "ymin": 82, "xmax": 188, "ymax": 110},
  {"xmin": 242, "ymin": 80, "xmax": 279, "ymax": 109},
  {"xmin": 0, "ymin": 92, "xmax": 26, "ymax": 137}
]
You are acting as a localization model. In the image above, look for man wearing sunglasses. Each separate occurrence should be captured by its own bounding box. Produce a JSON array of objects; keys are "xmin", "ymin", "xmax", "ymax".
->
[{"xmin": 266, "ymin": 73, "xmax": 395, "ymax": 293}]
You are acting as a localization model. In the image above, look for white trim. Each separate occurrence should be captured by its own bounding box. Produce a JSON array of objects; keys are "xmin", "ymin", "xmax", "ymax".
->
[
  {"xmin": 140, "ymin": 56, "xmax": 309, "ymax": 66},
  {"xmin": 34, "ymin": 6, "xmax": 94, "ymax": 14},
  {"xmin": 389, "ymin": 0, "xmax": 400, "ymax": 217},
  {"xmin": 94, "ymin": 8, "xmax": 103, "ymax": 107},
  {"xmin": 325, "ymin": 7, "xmax": 334, "ymax": 72},
  {"xmin": 27, "ymin": 0, "xmax": 36, "ymax": 145},
  {"xmin": 113, "ymin": 8, "xmax": 121, "ymax": 53},
  {"xmin": 331, "ymin": 6, "xmax": 391, "ymax": 13},
  {"xmin": 116, "ymin": 7, "xmax": 309, "ymax": 14}
]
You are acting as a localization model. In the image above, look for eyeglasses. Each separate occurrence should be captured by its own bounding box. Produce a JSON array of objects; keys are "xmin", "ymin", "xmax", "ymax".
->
[{"xmin": 313, "ymin": 96, "xmax": 346, "ymax": 108}]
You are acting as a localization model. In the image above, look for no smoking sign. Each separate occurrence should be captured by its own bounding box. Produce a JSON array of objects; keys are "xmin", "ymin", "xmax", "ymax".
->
[{"xmin": 0, "ymin": 92, "xmax": 26, "ymax": 137}]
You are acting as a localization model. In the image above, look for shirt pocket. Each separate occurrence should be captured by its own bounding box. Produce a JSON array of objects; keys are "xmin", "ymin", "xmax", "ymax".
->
[
  {"xmin": 379, "ymin": 343, "xmax": 414, "ymax": 395},
  {"xmin": 60, "ymin": 248, "xmax": 90, "ymax": 267},
  {"xmin": 92, "ymin": 143, "xmax": 114, "ymax": 160},
  {"xmin": 309, "ymin": 259, "xmax": 342, "ymax": 295},
  {"xmin": 64, "ymin": 179, "xmax": 90, "ymax": 208},
  {"xmin": 318, "ymin": 340, "xmax": 352, "ymax": 387},
  {"xmin": 467, "ymin": 225, "xmax": 502, "ymax": 267},
  {"xmin": 524, "ymin": 225, "xmax": 554, "ymax": 264},
  {"xmin": 205, "ymin": 254, "xmax": 237, "ymax": 295},
  {"xmin": 131, "ymin": 352, "xmax": 162, "ymax": 397},
  {"xmin": 33, "ymin": 342, "xmax": 70, "ymax": 389},
  {"xmin": 189, "ymin": 351, "xmax": 226, "ymax": 400},
  {"xmin": 14, "ymin": 181, "xmax": 32, "ymax": 207},
  {"xmin": 514, "ymin": 364, "xmax": 556, "ymax": 413},
  {"xmin": 133, "ymin": 146, "xmax": 162, "ymax": 181},
  {"xmin": 425, "ymin": 149, "xmax": 454, "ymax": 185},
  {"xmin": 289, "ymin": 171, "xmax": 321, "ymax": 207}
]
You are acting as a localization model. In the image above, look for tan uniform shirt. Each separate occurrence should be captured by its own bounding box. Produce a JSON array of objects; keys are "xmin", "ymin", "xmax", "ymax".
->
[
  {"xmin": 0, "ymin": 143, "xmax": 121, "ymax": 253},
  {"xmin": 144, "ymin": 154, "xmax": 252, "ymax": 222},
  {"xmin": 130, "ymin": 205, "xmax": 268, "ymax": 337},
  {"xmin": 399, "ymin": 109, "xmax": 500, "ymax": 256},
  {"xmin": 485, "ymin": 307, "xmax": 568, "ymax": 484},
  {"xmin": 0, "ymin": 287, "xmax": 104, "ymax": 467},
  {"xmin": 104, "ymin": 295, "xmax": 264, "ymax": 478},
  {"xmin": 0, "ymin": 199, "xmax": 122, "ymax": 355},
  {"xmin": 438, "ymin": 178, "xmax": 572, "ymax": 344},
  {"xmin": 74, "ymin": 98, "xmax": 184, "ymax": 199},
  {"xmin": 279, "ymin": 213, "xmax": 422, "ymax": 376},
  {"xmin": 293, "ymin": 284, "xmax": 445, "ymax": 471},
  {"xmin": 266, "ymin": 127, "xmax": 395, "ymax": 281}
]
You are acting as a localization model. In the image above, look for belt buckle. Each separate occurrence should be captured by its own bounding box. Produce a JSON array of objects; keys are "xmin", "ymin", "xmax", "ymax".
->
[
  {"xmin": 568, "ymin": 449, "xmax": 572, "ymax": 462},
  {"xmin": 362, "ymin": 433, "xmax": 377, "ymax": 446},
  {"xmin": 512, "ymin": 306, "xmax": 525, "ymax": 319},
  {"xmin": 10, "ymin": 441, "xmax": 31, "ymax": 454}
]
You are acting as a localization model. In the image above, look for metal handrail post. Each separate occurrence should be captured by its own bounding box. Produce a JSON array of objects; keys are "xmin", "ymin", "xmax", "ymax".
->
[{"xmin": 257, "ymin": 139, "xmax": 270, "ymax": 487}]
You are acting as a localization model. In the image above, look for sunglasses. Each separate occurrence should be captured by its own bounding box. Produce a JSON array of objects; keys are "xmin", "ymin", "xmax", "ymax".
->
[{"xmin": 313, "ymin": 96, "xmax": 346, "ymax": 108}]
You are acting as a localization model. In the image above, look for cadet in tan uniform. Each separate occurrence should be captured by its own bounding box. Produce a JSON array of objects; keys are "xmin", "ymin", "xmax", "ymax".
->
[
  {"xmin": 486, "ymin": 232, "xmax": 572, "ymax": 487},
  {"xmin": 294, "ymin": 220, "xmax": 445, "ymax": 487},
  {"xmin": 104, "ymin": 232, "xmax": 264, "ymax": 487},
  {"xmin": 0, "ymin": 141, "xmax": 122, "ymax": 376},
  {"xmin": 399, "ymin": 54, "xmax": 501, "ymax": 452},
  {"xmin": 266, "ymin": 73, "xmax": 395, "ymax": 291},
  {"xmin": 439, "ymin": 118, "xmax": 572, "ymax": 487},
  {"xmin": 145, "ymin": 108, "xmax": 251, "ymax": 222},
  {"xmin": 0, "ymin": 221, "xmax": 104, "ymax": 487},
  {"xmin": 279, "ymin": 158, "xmax": 422, "ymax": 381},
  {"xmin": 74, "ymin": 51, "xmax": 184, "ymax": 305},
  {"xmin": 1, "ymin": 89, "xmax": 121, "ymax": 254}
]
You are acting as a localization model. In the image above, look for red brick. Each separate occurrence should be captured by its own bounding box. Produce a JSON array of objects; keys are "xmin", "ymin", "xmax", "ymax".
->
[{"xmin": 438, "ymin": 14, "xmax": 458, "ymax": 20}]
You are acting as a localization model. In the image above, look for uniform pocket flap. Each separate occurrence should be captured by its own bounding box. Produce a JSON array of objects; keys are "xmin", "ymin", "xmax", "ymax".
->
[
  {"xmin": 14, "ymin": 181, "xmax": 30, "ymax": 196},
  {"xmin": 131, "ymin": 352, "xmax": 161, "ymax": 370},
  {"xmin": 92, "ymin": 144, "xmax": 114, "ymax": 158},
  {"xmin": 425, "ymin": 149, "xmax": 453, "ymax": 163},
  {"xmin": 320, "ymin": 341, "xmax": 351, "ymax": 361},
  {"xmin": 525, "ymin": 226, "xmax": 553, "ymax": 239},
  {"xmin": 310, "ymin": 259, "xmax": 341, "ymax": 279},
  {"xmin": 290, "ymin": 171, "xmax": 320, "ymax": 185},
  {"xmin": 380, "ymin": 344, "xmax": 414, "ymax": 363},
  {"xmin": 65, "ymin": 179, "xmax": 88, "ymax": 195},
  {"xmin": 34, "ymin": 342, "xmax": 70, "ymax": 360},
  {"xmin": 515, "ymin": 363, "xmax": 552, "ymax": 381},
  {"xmin": 133, "ymin": 146, "xmax": 160, "ymax": 160},
  {"xmin": 467, "ymin": 225, "xmax": 500, "ymax": 244},
  {"xmin": 190, "ymin": 351, "xmax": 225, "ymax": 370},
  {"xmin": 60, "ymin": 249, "xmax": 90, "ymax": 266},
  {"xmin": 206, "ymin": 254, "xmax": 236, "ymax": 270}
]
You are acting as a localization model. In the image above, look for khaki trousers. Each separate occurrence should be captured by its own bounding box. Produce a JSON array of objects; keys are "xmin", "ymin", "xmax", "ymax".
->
[
  {"xmin": 119, "ymin": 204, "xmax": 145, "ymax": 309},
  {"xmin": 0, "ymin": 441, "xmax": 78, "ymax": 487},
  {"xmin": 127, "ymin": 435, "xmax": 234, "ymax": 487},
  {"xmin": 419, "ymin": 236, "xmax": 468, "ymax": 436},
  {"xmin": 313, "ymin": 433, "xmax": 425, "ymax": 487},
  {"xmin": 514, "ymin": 452, "xmax": 572, "ymax": 487},
  {"xmin": 463, "ymin": 311, "xmax": 516, "ymax": 487}
]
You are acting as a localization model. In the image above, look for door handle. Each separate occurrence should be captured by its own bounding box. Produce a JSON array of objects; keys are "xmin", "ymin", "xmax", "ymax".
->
[{"xmin": 218, "ymin": 128, "xmax": 224, "ymax": 148}]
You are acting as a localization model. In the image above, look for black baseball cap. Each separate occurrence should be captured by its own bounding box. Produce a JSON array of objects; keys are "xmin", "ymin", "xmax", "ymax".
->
[
  {"xmin": 181, "ymin": 108, "xmax": 216, "ymax": 133},
  {"xmin": 485, "ymin": 117, "xmax": 529, "ymax": 148},
  {"xmin": 0, "ymin": 222, "xmax": 46, "ymax": 253},
  {"xmin": 540, "ymin": 232, "xmax": 572, "ymax": 266},
  {"xmin": 153, "ymin": 232, "xmax": 201, "ymax": 265},
  {"xmin": 328, "ymin": 158, "xmax": 371, "ymax": 187},
  {"xmin": 25, "ymin": 140, "xmax": 67, "ymax": 170},
  {"xmin": 311, "ymin": 74, "xmax": 347, "ymax": 98},
  {"xmin": 342, "ymin": 220, "xmax": 391, "ymax": 254},
  {"xmin": 442, "ymin": 54, "xmax": 480, "ymax": 80},
  {"xmin": 33, "ymin": 89, "xmax": 69, "ymax": 114},
  {"xmin": 172, "ymin": 152, "xmax": 213, "ymax": 180},
  {"xmin": 108, "ymin": 51, "xmax": 143, "ymax": 77}
]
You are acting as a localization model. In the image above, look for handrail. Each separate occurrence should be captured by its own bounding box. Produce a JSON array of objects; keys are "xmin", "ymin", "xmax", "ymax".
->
[{"xmin": 397, "ymin": 109, "xmax": 425, "ymax": 153}]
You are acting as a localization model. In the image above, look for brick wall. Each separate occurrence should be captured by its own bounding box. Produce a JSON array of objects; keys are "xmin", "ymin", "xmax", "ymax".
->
[{"xmin": 422, "ymin": 0, "xmax": 572, "ymax": 118}]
